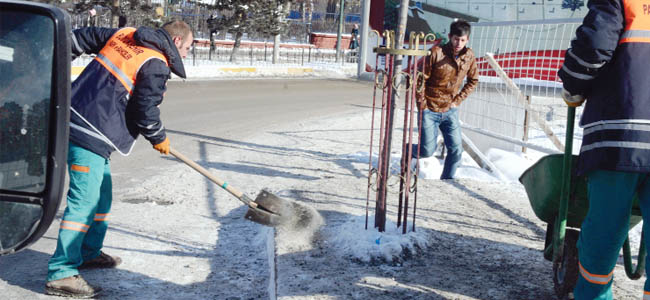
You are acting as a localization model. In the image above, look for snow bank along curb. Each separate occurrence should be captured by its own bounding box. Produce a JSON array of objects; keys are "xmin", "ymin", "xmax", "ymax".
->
[{"xmin": 71, "ymin": 64, "xmax": 358, "ymax": 80}]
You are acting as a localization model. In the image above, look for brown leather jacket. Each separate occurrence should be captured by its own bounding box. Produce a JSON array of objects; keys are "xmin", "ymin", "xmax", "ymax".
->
[{"xmin": 421, "ymin": 42, "xmax": 479, "ymax": 112}]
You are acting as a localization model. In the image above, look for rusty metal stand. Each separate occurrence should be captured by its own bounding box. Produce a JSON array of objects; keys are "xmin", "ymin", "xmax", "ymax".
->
[{"xmin": 366, "ymin": 31, "xmax": 434, "ymax": 233}]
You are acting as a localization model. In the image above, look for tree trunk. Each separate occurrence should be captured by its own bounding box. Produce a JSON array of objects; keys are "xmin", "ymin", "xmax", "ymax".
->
[
  {"xmin": 273, "ymin": 1, "xmax": 292, "ymax": 64},
  {"xmin": 230, "ymin": 31, "xmax": 243, "ymax": 62},
  {"xmin": 335, "ymin": 0, "xmax": 345, "ymax": 62},
  {"xmin": 272, "ymin": 2, "xmax": 283, "ymax": 64},
  {"xmin": 284, "ymin": 2, "xmax": 292, "ymax": 26},
  {"xmin": 194, "ymin": 4, "xmax": 200, "ymax": 36},
  {"xmin": 301, "ymin": 0, "xmax": 307, "ymax": 42},
  {"xmin": 376, "ymin": 0, "xmax": 410, "ymax": 232},
  {"xmin": 111, "ymin": 0, "xmax": 120, "ymax": 27},
  {"xmin": 308, "ymin": 0, "xmax": 313, "ymax": 37},
  {"xmin": 273, "ymin": 34, "xmax": 280, "ymax": 64},
  {"xmin": 209, "ymin": 30, "xmax": 215, "ymax": 60}
]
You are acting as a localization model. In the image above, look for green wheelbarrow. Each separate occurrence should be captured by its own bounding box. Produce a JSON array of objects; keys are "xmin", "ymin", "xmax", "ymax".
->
[{"xmin": 518, "ymin": 107, "xmax": 646, "ymax": 299}]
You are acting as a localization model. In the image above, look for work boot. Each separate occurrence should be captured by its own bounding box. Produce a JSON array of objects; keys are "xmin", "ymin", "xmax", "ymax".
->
[
  {"xmin": 79, "ymin": 251, "xmax": 122, "ymax": 269},
  {"xmin": 45, "ymin": 275, "xmax": 102, "ymax": 298}
]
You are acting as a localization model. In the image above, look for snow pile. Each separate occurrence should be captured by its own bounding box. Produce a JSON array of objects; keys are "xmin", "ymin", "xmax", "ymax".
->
[
  {"xmin": 344, "ymin": 150, "xmax": 499, "ymax": 182},
  {"xmin": 72, "ymin": 55, "xmax": 359, "ymax": 80},
  {"xmin": 179, "ymin": 63, "xmax": 358, "ymax": 80},
  {"xmin": 416, "ymin": 154, "xmax": 498, "ymax": 182},
  {"xmin": 326, "ymin": 215, "xmax": 430, "ymax": 263},
  {"xmin": 486, "ymin": 148, "xmax": 537, "ymax": 182}
]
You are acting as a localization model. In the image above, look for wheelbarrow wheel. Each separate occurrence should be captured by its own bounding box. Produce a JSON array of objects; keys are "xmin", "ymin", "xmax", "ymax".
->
[{"xmin": 553, "ymin": 229, "xmax": 579, "ymax": 299}]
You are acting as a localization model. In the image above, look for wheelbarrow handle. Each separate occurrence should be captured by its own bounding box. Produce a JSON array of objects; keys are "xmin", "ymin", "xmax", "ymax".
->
[
  {"xmin": 169, "ymin": 148, "xmax": 255, "ymax": 207},
  {"xmin": 553, "ymin": 106, "xmax": 577, "ymax": 262},
  {"xmin": 623, "ymin": 231, "xmax": 647, "ymax": 279}
]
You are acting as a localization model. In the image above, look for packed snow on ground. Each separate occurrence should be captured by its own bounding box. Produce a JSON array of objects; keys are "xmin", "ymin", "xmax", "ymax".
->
[{"xmin": 328, "ymin": 106, "xmax": 643, "ymax": 270}]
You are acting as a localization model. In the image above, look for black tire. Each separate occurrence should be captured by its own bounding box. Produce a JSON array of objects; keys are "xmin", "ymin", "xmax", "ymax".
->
[{"xmin": 553, "ymin": 229, "xmax": 580, "ymax": 300}]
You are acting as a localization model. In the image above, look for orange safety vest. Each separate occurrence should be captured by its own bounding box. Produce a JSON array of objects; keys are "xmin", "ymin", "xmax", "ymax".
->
[
  {"xmin": 94, "ymin": 27, "xmax": 168, "ymax": 94},
  {"xmin": 619, "ymin": 0, "xmax": 650, "ymax": 44}
]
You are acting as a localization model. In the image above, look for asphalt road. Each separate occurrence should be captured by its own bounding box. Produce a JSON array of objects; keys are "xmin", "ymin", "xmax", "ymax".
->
[{"xmin": 109, "ymin": 78, "xmax": 374, "ymax": 189}]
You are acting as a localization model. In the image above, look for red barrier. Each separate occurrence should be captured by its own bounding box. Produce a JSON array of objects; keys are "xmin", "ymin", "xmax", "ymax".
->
[{"xmin": 476, "ymin": 49, "xmax": 567, "ymax": 82}]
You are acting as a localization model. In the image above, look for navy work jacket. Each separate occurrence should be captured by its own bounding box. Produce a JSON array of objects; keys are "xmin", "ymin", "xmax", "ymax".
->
[
  {"xmin": 69, "ymin": 26, "xmax": 187, "ymax": 158},
  {"xmin": 559, "ymin": 0, "xmax": 650, "ymax": 175}
]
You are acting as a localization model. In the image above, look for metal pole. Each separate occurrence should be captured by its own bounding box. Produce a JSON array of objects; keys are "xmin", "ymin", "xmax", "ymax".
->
[
  {"xmin": 397, "ymin": 58, "xmax": 412, "ymax": 229},
  {"xmin": 358, "ymin": 0, "xmax": 371, "ymax": 77},
  {"xmin": 376, "ymin": 53, "xmax": 395, "ymax": 232},
  {"xmin": 366, "ymin": 72, "xmax": 381, "ymax": 231},
  {"xmin": 522, "ymin": 95, "xmax": 531, "ymax": 153},
  {"xmin": 335, "ymin": 0, "xmax": 345, "ymax": 62},
  {"xmin": 412, "ymin": 56, "xmax": 425, "ymax": 233},
  {"xmin": 402, "ymin": 56, "xmax": 419, "ymax": 234}
]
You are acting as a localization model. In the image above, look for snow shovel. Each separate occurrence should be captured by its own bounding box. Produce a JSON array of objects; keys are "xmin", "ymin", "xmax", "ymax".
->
[{"xmin": 170, "ymin": 148, "xmax": 295, "ymax": 227}]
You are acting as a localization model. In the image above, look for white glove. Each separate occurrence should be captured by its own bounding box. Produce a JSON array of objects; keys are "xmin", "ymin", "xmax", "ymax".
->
[{"xmin": 561, "ymin": 88, "xmax": 585, "ymax": 107}]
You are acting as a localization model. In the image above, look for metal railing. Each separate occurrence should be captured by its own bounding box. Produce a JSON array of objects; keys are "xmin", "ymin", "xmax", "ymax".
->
[
  {"xmin": 72, "ymin": 44, "xmax": 358, "ymax": 67},
  {"xmin": 188, "ymin": 45, "xmax": 358, "ymax": 65}
]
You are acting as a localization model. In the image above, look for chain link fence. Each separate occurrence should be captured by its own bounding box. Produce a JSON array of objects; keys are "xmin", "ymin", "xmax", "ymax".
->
[{"xmin": 462, "ymin": 19, "xmax": 582, "ymax": 155}]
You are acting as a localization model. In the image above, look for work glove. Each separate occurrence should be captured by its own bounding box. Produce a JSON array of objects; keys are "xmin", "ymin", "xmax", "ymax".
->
[
  {"xmin": 561, "ymin": 88, "xmax": 585, "ymax": 107},
  {"xmin": 153, "ymin": 137, "xmax": 170, "ymax": 155}
]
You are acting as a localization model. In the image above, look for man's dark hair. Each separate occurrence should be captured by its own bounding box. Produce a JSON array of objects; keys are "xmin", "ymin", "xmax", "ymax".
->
[{"xmin": 449, "ymin": 20, "xmax": 471, "ymax": 37}]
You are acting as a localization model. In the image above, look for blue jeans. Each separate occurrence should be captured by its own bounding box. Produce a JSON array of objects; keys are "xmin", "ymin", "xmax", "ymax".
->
[
  {"xmin": 574, "ymin": 170, "xmax": 650, "ymax": 299},
  {"xmin": 412, "ymin": 108, "xmax": 463, "ymax": 179}
]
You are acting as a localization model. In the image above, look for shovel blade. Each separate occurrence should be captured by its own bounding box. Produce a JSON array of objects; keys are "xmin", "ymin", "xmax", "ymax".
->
[{"xmin": 244, "ymin": 190, "xmax": 294, "ymax": 227}]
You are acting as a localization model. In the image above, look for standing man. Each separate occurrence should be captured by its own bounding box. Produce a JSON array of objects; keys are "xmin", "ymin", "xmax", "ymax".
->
[
  {"xmin": 559, "ymin": 1, "xmax": 650, "ymax": 299},
  {"xmin": 414, "ymin": 19, "xmax": 478, "ymax": 179},
  {"xmin": 350, "ymin": 23, "xmax": 359, "ymax": 50},
  {"xmin": 45, "ymin": 20, "xmax": 193, "ymax": 298}
]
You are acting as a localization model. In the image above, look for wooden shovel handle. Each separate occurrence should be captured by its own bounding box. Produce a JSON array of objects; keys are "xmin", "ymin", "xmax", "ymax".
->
[{"xmin": 170, "ymin": 147, "xmax": 246, "ymax": 201}]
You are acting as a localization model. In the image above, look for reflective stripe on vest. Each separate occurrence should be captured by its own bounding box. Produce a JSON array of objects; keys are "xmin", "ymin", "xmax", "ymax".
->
[
  {"xmin": 578, "ymin": 262, "xmax": 613, "ymax": 285},
  {"xmin": 94, "ymin": 27, "xmax": 168, "ymax": 94},
  {"xmin": 619, "ymin": 1, "xmax": 650, "ymax": 44},
  {"xmin": 644, "ymin": 291, "xmax": 650, "ymax": 300}
]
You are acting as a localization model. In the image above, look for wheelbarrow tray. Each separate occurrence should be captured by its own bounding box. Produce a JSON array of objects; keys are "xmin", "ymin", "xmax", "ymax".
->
[{"xmin": 519, "ymin": 154, "xmax": 642, "ymax": 229}]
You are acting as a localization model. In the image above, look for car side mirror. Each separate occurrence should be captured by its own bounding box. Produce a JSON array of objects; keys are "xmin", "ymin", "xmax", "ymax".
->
[{"xmin": 0, "ymin": 0, "xmax": 70, "ymax": 255}]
